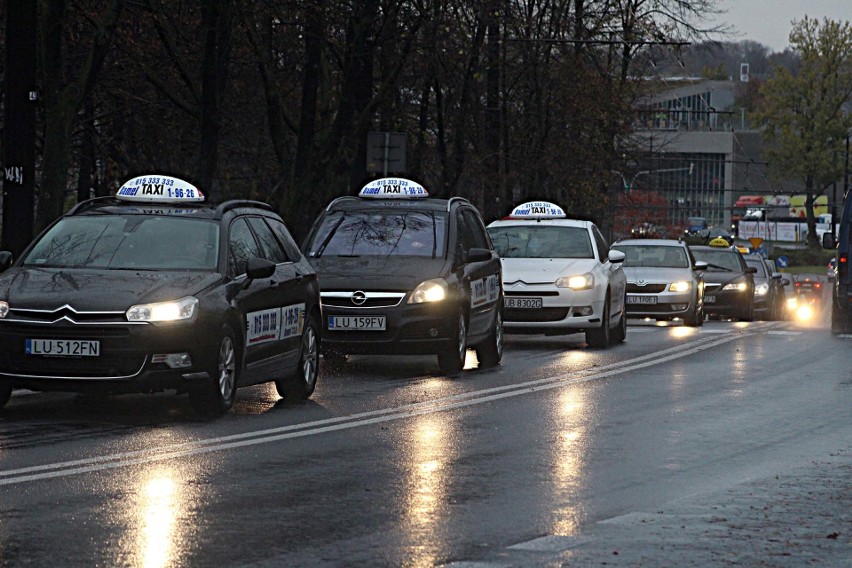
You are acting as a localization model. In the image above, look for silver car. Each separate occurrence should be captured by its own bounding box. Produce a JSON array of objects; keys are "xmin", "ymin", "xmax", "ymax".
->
[{"xmin": 611, "ymin": 239, "xmax": 707, "ymax": 326}]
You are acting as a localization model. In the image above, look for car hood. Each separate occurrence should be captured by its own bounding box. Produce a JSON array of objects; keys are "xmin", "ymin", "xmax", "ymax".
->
[
  {"xmin": 308, "ymin": 256, "xmax": 450, "ymax": 291},
  {"xmin": 501, "ymin": 258, "xmax": 598, "ymax": 284},
  {"xmin": 0, "ymin": 267, "xmax": 222, "ymax": 311},
  {"xmin": 622, "ymin": 266, "xmax": 693, "ymax": 283}
]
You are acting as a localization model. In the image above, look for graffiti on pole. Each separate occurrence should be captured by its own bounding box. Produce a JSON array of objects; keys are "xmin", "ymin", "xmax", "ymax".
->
[{"xmin": 4, "ymin": 167, "xmax": 24, "ymax": 185}]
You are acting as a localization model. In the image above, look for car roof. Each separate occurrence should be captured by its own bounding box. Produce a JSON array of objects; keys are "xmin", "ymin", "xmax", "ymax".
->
[
  {"xmin": 66, "ymin": 196, "xmax": 275, "ymax": 221},
  {"xmin": 613, "ymin": 238, "xmax": 686, "ymax": 247},
  {"xmin": 324, "ymin": 195, "xmax": 463, "ymax": 214}
]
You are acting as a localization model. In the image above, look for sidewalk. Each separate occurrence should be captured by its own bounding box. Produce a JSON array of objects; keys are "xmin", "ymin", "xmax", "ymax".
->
[{"xmin": 565, "ymin": 449, "xmax": 851, "ymax": 567}]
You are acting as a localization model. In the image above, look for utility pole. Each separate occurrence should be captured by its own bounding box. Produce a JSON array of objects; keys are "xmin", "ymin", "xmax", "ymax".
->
[{"xmin": 2, "ymin": 0, "xmax": 38, "ymax": 256}]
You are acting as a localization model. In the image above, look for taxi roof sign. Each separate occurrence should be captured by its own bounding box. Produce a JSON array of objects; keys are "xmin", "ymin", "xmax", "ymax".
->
[
  {"xmin": 708, "ymin": 237, "xmax": 731, "ymax": 248},
  {"xmin": 359, "ymin": 178, "xmax": 428, "ymax": 198},
  {"xmin": 509, "ymin": 201, "xmax": 566, "ymax": 219},
  {"xmin": 116, "ymin": 175, "xmax": 205, "ymax": 203}
]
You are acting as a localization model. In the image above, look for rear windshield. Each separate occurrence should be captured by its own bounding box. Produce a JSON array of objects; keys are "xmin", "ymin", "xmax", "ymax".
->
[
  {"xmin": 488, "ymin": 225, "xmax": 594, "ymax": 259},
  {"xmin": 305, "ymin": 210, "xmax": 447, "ymax": 258},
  {"xmin": 22, "ymin": 215, "xmax": 220, "ymax": 270},
  {"xmin": 690, "ymin": 249, "xmax": 743, "ymax": 272},
  {"xmin": 612, "ymin": 244, "xmax": 689, "ymax": 268}
]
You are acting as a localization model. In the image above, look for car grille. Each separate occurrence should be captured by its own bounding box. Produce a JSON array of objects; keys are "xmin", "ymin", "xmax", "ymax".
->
[
  {"xmin": 321, "ymin": 291, "xmax": 405, "ymax": 308},
  {"xmin": 626, "ymin": 283, "xmax": 667, "ymax": 293},
  {"xmin": 504, "ymin": 290, "xmax": 560, "ymax": 297},
  {"xmin": 505, "ymin": 307, "xmax": 570, "ymax": 322},
  {"xmin": 9, "ymin": 307, "xmax": 128, "ymax": 324}
]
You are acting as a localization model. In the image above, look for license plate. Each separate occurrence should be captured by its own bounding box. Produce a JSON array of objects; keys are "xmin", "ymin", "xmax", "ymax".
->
[
  {"xmin": 704, "ymin": 295, "xmax": 716, "ymax": 303},
  {"xmin": 26, "ymin": 338, "xmax": 101, "ymax": 357},
  {"xmin": 626, "ymin": 295, "xmax": 657, "ymax": 305},
  {"xmin": 328, "ymin": 315, "xmax": 386, "ymax": 331},
  {"xmin": 504, "ymin": 297, "xmax": 542, "ymax": 309}
]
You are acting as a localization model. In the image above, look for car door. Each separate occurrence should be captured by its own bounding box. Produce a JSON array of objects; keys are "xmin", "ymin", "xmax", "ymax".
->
[
  {"xmin": 227, "ymin": 216, "xmax": 289, "ymax": 380},
  {"xmin": 592, "ymin": 225, "xmax": 626, "ymax": 321},
  {"xmin": 456, "ymin": 207, "xmax": 501, "ymax": 338}
]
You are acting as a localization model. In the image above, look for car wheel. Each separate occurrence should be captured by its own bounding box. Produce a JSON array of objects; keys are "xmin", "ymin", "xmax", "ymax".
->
[
  {"xmin": 276, "ymin": 314, "xmax": 320, "ymax": 400},
  {"xmin": 438, "ymin": 311, "xmax": 467, "ymax": 375},
  {"xmin": 684, "ymin": 303, "xmax": 702, "ymax": 327},
  {"xmin": 475, "ymin": 307, "xmax": 503, "ymax": 368},
  {"xmin": 611, "ymin": 301, "xmax": 627, "ymax": 344},
  {"xmin": 190, "ymin": 326, "xmax": 238, "ymax": 415},
  {"xmin": 739, "ymin": 300, "xmax": 755, "ymax": 322},
  {"xmin": 585, "ymin": 297, "xmax": 610, "ymax": 348},
  {"xmin": 0, "ymin": 381, "xmax": 12, "ymax": 409}
]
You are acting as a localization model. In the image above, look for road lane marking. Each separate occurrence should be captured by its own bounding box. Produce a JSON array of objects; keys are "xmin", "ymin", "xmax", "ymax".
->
[{"xmin": 0, "ymin": 327, "xmax": 768, "ymax": 486}]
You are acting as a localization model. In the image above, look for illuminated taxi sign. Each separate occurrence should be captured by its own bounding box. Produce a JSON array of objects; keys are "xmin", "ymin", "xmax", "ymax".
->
[
  {"xmin": 509, "ymin": 201, "xmax": 566, "ymax": 219},
  {"xmin": 358, "ymin": 178, "xmax": 428, "ymax": 198},
  {"xmin": 116, "ymin": 175, "xmax": 205, "ymax": 203},
  {"xmin": 708, "ymin": 237, "xmax": 731, "ymax": 248}
]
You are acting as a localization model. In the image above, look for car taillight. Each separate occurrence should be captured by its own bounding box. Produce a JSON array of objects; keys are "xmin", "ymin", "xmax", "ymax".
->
[{"xmin": 840, "ymin": 253, "xmax": 848, "ymax": 279}]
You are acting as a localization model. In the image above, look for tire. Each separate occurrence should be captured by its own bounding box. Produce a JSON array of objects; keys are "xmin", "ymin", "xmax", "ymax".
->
[
  {"xmin": 0, "ymin": 381, "xmax": 12, "ymax": 409},
  {"xmin": 438, "ymin": 311, "xmax": 467, "ymax": 375},
  {"xmin": 276, "ymin": 315, "xmax": 320, "ymax": 400},
  {"xmin": 475, "ymin": 307, "xmax": 503, "ymax": 368},
  {"xmin": 190, "ymin": 326, "xmax": 239, "ymax": 415},
  {"xmin": 586, "ymin": 297, "xmax": 610, "ymax": 348},
  {"xmin": 739, "ymin": 300, "xmax": 755, "ymax": 322},
  {"xmin": 684, "ymin": 304, "xmax": 702, "ymax": 327}
]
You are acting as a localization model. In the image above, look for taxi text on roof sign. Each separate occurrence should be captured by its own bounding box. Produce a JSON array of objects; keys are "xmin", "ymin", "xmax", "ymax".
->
[
  {"xmin": 116, "ymin": 175, "xmax": 205, "ymax": 203},
  {"xmin": 708, "ymin": 237, "xmax": 732, "ymax": 248},
  {"xmin": 359, "ymin": 177, "xmax": 428, "ymax": 198},
  {"xmin": 509, "ymin": 201, "xmax": 566, "ymax": 219}
]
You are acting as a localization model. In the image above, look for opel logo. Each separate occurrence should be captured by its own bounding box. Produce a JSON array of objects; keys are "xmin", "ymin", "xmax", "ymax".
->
[{"xmin": 351, "ymin": 291, "xmax": 368, "ymax": 306}]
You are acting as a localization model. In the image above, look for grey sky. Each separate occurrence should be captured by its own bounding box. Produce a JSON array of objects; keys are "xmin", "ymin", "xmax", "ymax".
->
[{"xmin": 712, "ymin": 0, "xmax": 852, "ymax": 52}]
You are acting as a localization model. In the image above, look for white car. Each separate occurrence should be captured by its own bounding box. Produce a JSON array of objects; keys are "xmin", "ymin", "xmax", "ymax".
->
[{"xmin": 486, "ymin": 201, "xmax": 627, "ymax": 347}]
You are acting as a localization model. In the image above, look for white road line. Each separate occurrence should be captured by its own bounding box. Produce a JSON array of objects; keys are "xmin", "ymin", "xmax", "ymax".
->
[
  {"xmin": 0, "ymin": 329, "xmax": 760, "ymax": 486},
  {"xmin": 507, "ymin": 535, "xmax": 591, "ymax": 551}
]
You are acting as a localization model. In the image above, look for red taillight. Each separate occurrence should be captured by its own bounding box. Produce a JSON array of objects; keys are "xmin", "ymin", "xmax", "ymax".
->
[
  {"xmin": 815, "ymin": 282, "xmax": 822, "ymax": 288},
  {"xmin": 795, "ymin": 282, "xmax": 801, "ymax": 288}
]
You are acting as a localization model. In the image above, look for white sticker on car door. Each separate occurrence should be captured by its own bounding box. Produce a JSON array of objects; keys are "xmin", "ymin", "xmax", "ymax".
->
[
  {"xmin": 471, "ymin": 274, "xmax": 500, "ymax": 307},
  {"xmin": 247, "ymin": 303, "xmax": 305, "ymax": 345}
]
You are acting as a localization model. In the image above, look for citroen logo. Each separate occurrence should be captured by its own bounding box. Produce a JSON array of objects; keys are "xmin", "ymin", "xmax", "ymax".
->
[{"xmin": 351, "ymin": 291, "xmax": 368, "ymax": 306}]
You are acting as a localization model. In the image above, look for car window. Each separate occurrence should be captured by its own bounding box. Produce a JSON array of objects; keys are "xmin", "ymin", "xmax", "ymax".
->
[
  {"xmin": 247, "ymin": 216, "xmax": 289, "ymax": 264},
  {"xmin": 745, "ymin": 259, "xmax": 767, "ymax": 277},
  {"xmin": 488, "ymin": 225, "xmax": 594, "ymax": 259},
  {"xmin": 305, "ymin": 210, "xmax": 447, "ymax": 258},
  {"xmin": 461, "ymin": 209, "xmax": 489, "ymax": 249},
  {"xmin": 612, "ymin": 245, "xmax": 689, "ymax": 268},
  {"xmin": 266, "ymin": 218, "xmax": 301, "ymax": 261},
  {"xmin": 229, "ymin": 218, "xmax": 262, "ymax": 276},
  {"xmin": 591, "ymin": 226, "xmax": 610, "ymax": 260},
  {"xmin": 22, "ymin": 215, "xmax": 220, "ymax": 270},
  {"xmin": 691, "ymin": 249, "xmax": 743, "ymax": 271}
]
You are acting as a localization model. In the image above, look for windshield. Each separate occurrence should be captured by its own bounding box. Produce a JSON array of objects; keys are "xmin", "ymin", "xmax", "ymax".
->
[
  {"xmin": 306, "ymin": 210, "xmax": 447, "ymax": 258},
  {"xmin": 612, "ymin": 244, "xmax": 689, "ymax": 268},
  {"xmin": 22, "ymin": 215, "xmax": 220, "ymax": 270},
  {"xmin": 690, "ymin": 249, "xmax": 742, "ymax": 272},
  {"xmin": 488, "ymin": 225, "xmax": 593, "ymax": 259}
]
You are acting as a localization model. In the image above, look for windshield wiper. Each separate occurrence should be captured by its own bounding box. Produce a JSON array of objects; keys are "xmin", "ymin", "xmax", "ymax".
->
[
  {"xmin": 704, "ymin": 262, "xmax": 733, "ymax": 271},
  {"xmin": 312, "ymin": 216, "xmax": 345, "ymax": 258}
]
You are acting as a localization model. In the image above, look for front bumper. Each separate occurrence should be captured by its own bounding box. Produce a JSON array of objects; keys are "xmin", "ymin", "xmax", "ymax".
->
[
  {"xmin": 702, "ymin": 285, "xmax": 752, "ymax": 316},
  {"xmin": 624, "ymin": 286, "xmax": 694, "ymax": 319},
  {"xmin": 502, "ymin": 285, "xmax": 604, "ymax": 333}
]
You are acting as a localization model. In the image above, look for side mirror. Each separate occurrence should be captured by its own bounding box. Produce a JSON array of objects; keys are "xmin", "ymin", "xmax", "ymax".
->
[
  {"xmin": 0, "ymin": 251, "xmax": 12, "ymax": 272},
  {"xmin": 608, "ymin": 249, "xmax": 626, "ymax": 264},
  {"xmin": 245, "ymin": 257, "xmax": 276, "ymax": 280},
  {"xmin": 465, "ymin": 247, "xmax": 493, "ymax": 264},
  {"xmin": 693, "ymin": 260, "xmax": 708, "ymax": 271},
  {"xmin": 822, "ymin": 232, "xmax": 836, "ymax": 249},
  {"xmin": 771, "ymin": 272, "xmax": 782, "ymax": 280},
  {"xmin": 745, "ymin": 266, "xmax": 757, "ymax": 274}
]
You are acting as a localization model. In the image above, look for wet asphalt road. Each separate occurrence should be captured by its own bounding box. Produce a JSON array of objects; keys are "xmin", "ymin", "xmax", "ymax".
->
[{"xmin": 0, "ymin": 300, "xmax": 849, "ymax": 567}]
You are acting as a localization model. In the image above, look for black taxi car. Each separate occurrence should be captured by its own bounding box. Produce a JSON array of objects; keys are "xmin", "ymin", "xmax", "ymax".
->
[
  {"xmin": 0, "ymin": 175, "xmax": 321, "ymax": 414},
  {"xmin": 689, "ymin": 239, "xmax": 757, "ymax": 321},
  {"xmin": 302, "ymin": 177, "xmax": 503, "ymax": 374}
]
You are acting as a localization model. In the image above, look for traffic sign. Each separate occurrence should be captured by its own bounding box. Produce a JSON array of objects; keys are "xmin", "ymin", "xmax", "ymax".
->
[{"xmin": 776, "ymin": 256, "xmax": 789, "ymax": 268}]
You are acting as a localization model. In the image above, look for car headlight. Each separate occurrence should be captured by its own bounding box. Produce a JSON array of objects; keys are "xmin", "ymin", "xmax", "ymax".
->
[
  {"xmin": 408, "ymin": 278, "xmax": 448, "ymax": 304},
  {"xmin": 669, "ymin": 281, "xmax": 691, "ymax": 292},
  {"xmin": 126, "ymin": 296, "xmax": 198, "ymax": 322},
  {"xmin": 722, "ymin": 280, "xmax": 748, "ymax": 292},
  {"xmin": 0, "ymin": 301, "xmax": 8, "ymax": 319},
  {"xmin": 754, "ymin": 282, "xmax": 769, "ymax": 296},
  {"xmin": 556, "ymin": 273, "xmax": 594, "ymax": 290}
]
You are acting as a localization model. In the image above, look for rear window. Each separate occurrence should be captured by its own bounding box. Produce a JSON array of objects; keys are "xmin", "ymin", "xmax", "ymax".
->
[
  {"xmin": 305, "ymin": 210, "xmax": 447, "ymax": 258},
  {"xmin": 488, "ymin": 225, "xmax": 593, "ymax": 259},
  {"xmin": 23, "ymin": 215, "xmax": 220, "ymax": 270}
]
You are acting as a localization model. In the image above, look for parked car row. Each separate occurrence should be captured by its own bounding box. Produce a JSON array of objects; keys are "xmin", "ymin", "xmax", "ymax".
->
[{"xmin": 0, "ymin": 175, "xmax": 793, "ymax": 416}]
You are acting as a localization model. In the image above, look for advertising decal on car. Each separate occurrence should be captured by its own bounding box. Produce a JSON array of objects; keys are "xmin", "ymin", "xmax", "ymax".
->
[
  {"xmin": 247, "ymin": 304, "xmax": 305, "ymax": 345},
  {"xmin": 471, "ymin": 275, "xmax": 500, "ymax": 308}
]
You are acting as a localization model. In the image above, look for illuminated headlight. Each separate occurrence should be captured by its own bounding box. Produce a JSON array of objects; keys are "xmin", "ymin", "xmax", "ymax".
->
[
  {"xmin": 0, "ymin": 301, "xmax": 8, "ymax": 319},
  {"xmin": 127, "ymin": 296, "xmax": 198, "ymax": 322},
  {"xmin": 786, "ymin": 296, "xmax": 799, "ymax": 309},
  {"xmin": 556, "ymin": 273, "xmax": 594, "ymax": 290},
  {"xmin": 669, "ymin": 281, "xmax": 691, "ymax": 293},
  {"xmin": 722, "ymin": 280, "xmax": 748, "ymax": 292},
  {"xmin": 754, "ymin": 283, "xmax": 769, "ymax": 296},
  {"xmin": 408, "ymin": 278, "xmax": 448, "ymax": 304}
]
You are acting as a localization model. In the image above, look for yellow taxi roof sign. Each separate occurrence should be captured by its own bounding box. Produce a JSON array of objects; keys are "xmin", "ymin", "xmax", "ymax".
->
[{"xmin": 708, "ymin": 237, "xmax": 731, "ymax": 248}]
